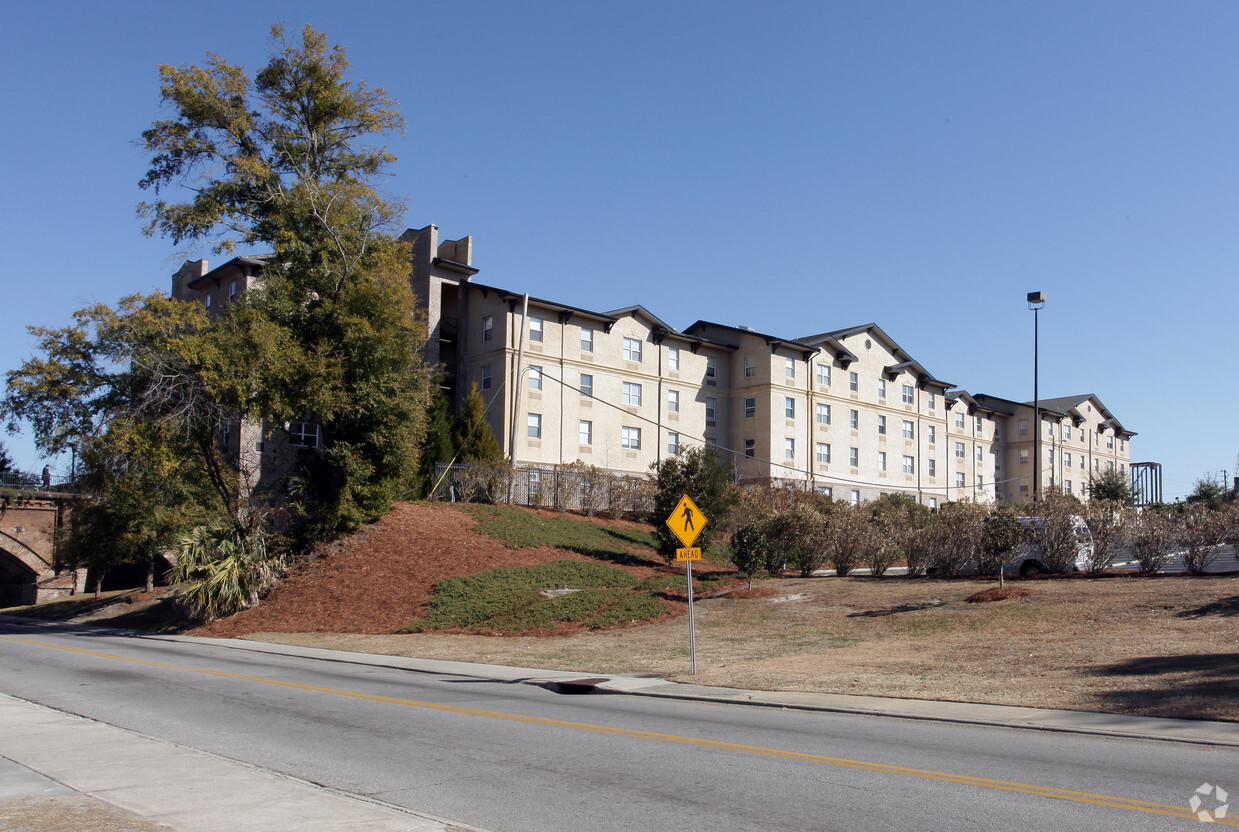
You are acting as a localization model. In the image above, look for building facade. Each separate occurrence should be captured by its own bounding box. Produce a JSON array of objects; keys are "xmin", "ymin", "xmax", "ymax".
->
[{"xmin": 170, "ymin": 224, "xmax": 1136, "ymax": 508}]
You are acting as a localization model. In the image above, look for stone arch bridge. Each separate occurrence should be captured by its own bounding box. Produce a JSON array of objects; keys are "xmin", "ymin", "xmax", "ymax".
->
[{"xmin": 0, "ymin": 493, "xmax": 83, "ymax": 607}]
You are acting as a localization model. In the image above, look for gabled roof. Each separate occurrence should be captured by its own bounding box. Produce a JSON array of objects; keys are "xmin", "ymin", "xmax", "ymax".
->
[
  {"xmin": 188, "ymin": 254, "xmax": 274, "ymax": 289},
  {"xmin": 469, "ymin": 281, "xmax": 619, "ymax": 328},
  {"xmin": 682, "ymin": 321, "xmax": 818, "ymax": 359},
  {"xmin": 1025, "ymin": 394, "xmax": 1137, "ymax": 437},
  {"xmin": 799, "ymin": 323, "xmax": 952, "ymax": 389}
]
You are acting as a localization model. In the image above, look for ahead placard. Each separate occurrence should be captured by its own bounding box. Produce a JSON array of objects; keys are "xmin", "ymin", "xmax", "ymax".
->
[{"xmin": 675, "ymin": 547, "xmax": 702, "ymax": 561}]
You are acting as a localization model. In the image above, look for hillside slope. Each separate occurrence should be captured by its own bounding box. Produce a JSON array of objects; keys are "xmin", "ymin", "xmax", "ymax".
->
[{"xmin": 198, "ymin": 503, "xmax": 674, "ymax": 638}]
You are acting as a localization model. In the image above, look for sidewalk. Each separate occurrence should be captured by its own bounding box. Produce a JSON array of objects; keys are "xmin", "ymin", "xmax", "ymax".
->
[{"xmin": 0, "ymin": 694, "xmax": 468, "ymax": 832}]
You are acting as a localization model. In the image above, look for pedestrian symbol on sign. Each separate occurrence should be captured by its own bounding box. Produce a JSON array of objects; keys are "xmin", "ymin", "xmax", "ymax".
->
[{"xmin": 666, "ymin": 494, "xmax": 706, "ymax": 548}]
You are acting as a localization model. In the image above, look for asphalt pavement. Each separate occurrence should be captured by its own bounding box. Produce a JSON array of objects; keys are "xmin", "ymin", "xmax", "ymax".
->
[{"xmin": 2, "ymin": 625, "xmax": 1237, "ymax": 831}]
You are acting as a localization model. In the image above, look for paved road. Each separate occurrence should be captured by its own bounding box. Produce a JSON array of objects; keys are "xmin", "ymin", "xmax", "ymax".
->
[{"xmin": 1, "ymin": 620, "xmax": 1235, "ymax": 831}]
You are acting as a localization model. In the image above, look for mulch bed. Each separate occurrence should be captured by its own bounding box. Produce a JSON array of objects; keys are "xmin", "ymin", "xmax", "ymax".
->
[{"xmin": 965, "ymin": 586, "xmax": 1038, "ymax": 603}]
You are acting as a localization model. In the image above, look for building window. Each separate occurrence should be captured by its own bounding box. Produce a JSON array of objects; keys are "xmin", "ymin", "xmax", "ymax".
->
[
  {"xmin": 1080, "ymin": 456, "xmax": 1085, "ymax": 469},
  {"xmin": 902, "ymin": 420, "xmax": 914, "ymax": 439},
  {"xmin": 819, "ymin": 486, "xmax": 833, "ymax": 498},
  {"xmin": 528, "ymin": 365, "xmax": 542, "ymax": 391},
  {"xmin": 878, "ymin": 378, "xmax": 886, "ymax": 398},
  {"xmin": 744, "ymin": 356, "xmax": 755, "ymax": 378},
  {"xmin": 928, "ymin": 459, "xmax": 936, "ymax": 478},
  {"xmin": 1094, "ymin": 459, "xmax": 1100, "ymax": 471},
  {"xmin": 1064, "ymin": 452, "xmax": 1072, "ymax": 468},
  {"xmin": 816, "ymin": 364, "xmax": 831, "ymax": 386},
  {"xmin": 977, "ymin": 475, "xmax": 984, "ymax": 488},
  {"xmin": 977, "ymin": 446, "xmax": 983, "ymax": 462},
  {"xmin": 204, "ymin": 293, "xmax": 212, "ymax": 309},
  {"xmin": 976, "ymin": 416, "xmax": 983, "ymax": 433},
  {"xmin": 816, "ymin": 443, "xmax": 831, "ymax": 464},
  {"xmin": 706, "ymin": 398, "xmax": 717, "ymax": 420},
  {"xmin": 1107, "ymin": 460, "xmax": 1115, "ymax": 472},
  {"xmin": 745, "ymin": 397, "xmax": 756, "ymax": 419},
  {"xmin": 667, "ymin": 432, "xmax": 679, "ymax": 455},
  {"xmin": 1064, "ymin": 424, "xmax": 1072, "ymax": 441},
  {"xmin": 878, "ymin": 415, "xmax": 887, "ymax": 435},
  {"xmin": 228, "ymin": 281, "xmax": 237, "ymax": 302},
  {"xmin": 849, "ymin": 447, "xmax": 859, "ymax": 467},
  {"xmin": 579, "ymin": 420, "xmax": 592, "ymax": 445},
  {"xmin": 622, "ymin": 382, "xmax": 642, "ymax": 406},
  {"xmin": 850, "ymin": 490, "xmax": 861, "ymax": 506},
  {"xmin": 785, "ymin": 397, "xmax": 795, "ymax": 419},
  {"xmin": 902, "ymin": 384, "xmax": 914, "ymax": 404},
  {"xmin": 878, "ymin": 451, "xmax": 887, "ymax": 471},
  {"xmin": 287, "ymin": 421, "xmax": 319, "ymax": 448},
  {"xmin": 529, "ymin": 316, "xmax": 543, "ymax": 342},
  {"xmin": 527, "ymin": 413, "xmax": 542, "ymax": 439},
  {"xmin": 903, "ymin": 455, "xmax": 914, "ymax": 474},
  {"xmin": 621, "ymin": 426, "xmax": 641, "ymax": 450},
  {"xmin": 1107, "ymin": 434, "xmax": 1114, "ymax": 449},
  {"xmin": 668, "ymin": 389, "xmax": 679, "ymax": 413},
  {"xmin": 928, "ymin": 425, "xmax": 936, "ymax": 445},
  {"xmin": 482, "ymin": 315, "xmax": 493, "ymax": 342},
  {"xmin": 850, "ymin": 409, "xmax": 859, "ymax": 430},
  {"xmin": 816, "ymin": 403, "xmax": 831, "ymax": 425},
  {"xmin": 928, "ymin": 392, "xmax": 936, "ymax": 410},
  {"xmin": 956, "ymin": 472, "xmax": 965, "ymax": 489},
  {"xmin": 785, "ymin": 438, "xmax": 795, "ymax": 460},
  {"xmin": 581, "ymin": 327, "xmax": 593, "ymax": 352},
  {"xmin": 785, "ymin": 357, "xmax": 795, "ymax": 378},
  {"xmin": 849, "ymin": 372, "xmax": 858, "ymax": 392},
  {"xmin": 481, "ymin": 365, "xmax": 492, "ymax": 390},
  {"xmin": 955, "ymin": 441, "xmax": 965, "ymax": 459},
  {"xmin": 580, "ymin": 373, "xmax": 593, "ymax": 397},
  {"xmin": 1018, "ymin": 420, "xmax": 1029, "ymax": 437},
  {"xmin": 929, "ymin": 497, "xmax": 938, "ymax": 511},
  {"xmin": 1019, "ymin": 449, "xmax": 1029, "ymax": 464},
  {"xmin": 623, "ymin": 337, "xmax": 642, "ymax": 362},
  {"xmin": 744, "ymin": 439, "xmax": 755, "ymax": 458},
  {"xmin": 955, "ymin": 412, "xmax": 965, "ymax": 429},
  {"xmin": 1065, "ymin": 479, "xmax": 1073, "ymax": 496},
  {"xmin": 668, "ymin": 347, "xmax": 679, "ymax": 370},
  {"xmin": 705, "ymin": 356, "xmax": 716, "ymax": 379}
]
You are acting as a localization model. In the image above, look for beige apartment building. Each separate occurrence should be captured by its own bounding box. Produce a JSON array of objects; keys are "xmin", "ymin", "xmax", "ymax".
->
[{"xmin": 170, "ymin": 223, "xmax": 1135, "ymax": 508}]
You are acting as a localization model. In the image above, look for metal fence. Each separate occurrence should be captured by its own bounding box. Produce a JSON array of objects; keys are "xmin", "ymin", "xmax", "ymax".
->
[{"xmin": 433, "ymin": 462, "xmax": 655, "ymax": 516}]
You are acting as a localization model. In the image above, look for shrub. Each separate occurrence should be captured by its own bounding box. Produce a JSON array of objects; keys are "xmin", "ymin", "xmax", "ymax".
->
[
  {"xmin": 1130, "ymin": 509, "xmax": 1177, "ymax": 575},
  {"xmin": 1026, "ymin": 492, "xmax": 1083, "ymax": 573},
  {"xmin": 828, "ymin": 503, "xmax": 871, "ymax": 577},
  {"xmin": 1082, "ymin": 500, "xmax": 1133, "ymax": 575},
  {"xmin": 928, "ymin": 500, "xmax": 987, "ymax": 576},
  {"xmin": 729, "ymin": 521, "xmax": 770, "ymax": 589},
  {"xmin": 651, "ymin": 447, "xmax": 734, "ymax": 561},
  {"xmin": 978, "ymin": 508, "xmax": 1024, "ymax": 576},
  {"xmin": 1180, "ymin": 506, "xmax": 1228, "ymax": 575}
]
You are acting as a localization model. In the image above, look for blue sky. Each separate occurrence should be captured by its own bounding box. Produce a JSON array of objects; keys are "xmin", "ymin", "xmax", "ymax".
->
[{"xmin": 2, "ymin": 1, "xmax": 1235, "ymax": 499}]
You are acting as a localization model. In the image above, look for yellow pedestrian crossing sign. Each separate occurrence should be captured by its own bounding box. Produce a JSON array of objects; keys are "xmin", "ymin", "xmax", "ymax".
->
[{"xmin": 666, "ymin": 494, "xmax": 707, "ymax": 548}]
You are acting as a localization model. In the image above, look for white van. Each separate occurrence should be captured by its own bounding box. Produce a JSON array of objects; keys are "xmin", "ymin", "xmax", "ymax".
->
[{"xmin": 1010, "ymin": 515, "xmax": 1095, "ymax": 576}]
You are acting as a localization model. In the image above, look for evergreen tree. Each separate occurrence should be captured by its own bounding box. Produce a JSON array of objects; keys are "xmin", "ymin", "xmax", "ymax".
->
[
  {"xmin": 453, "ymin": 385, "xmax": 503, "ymax": 462},
  {"xmin": 417, "ymin": 379, "xmax": 455, "ymax": 496},
  {"xmin": 651, "ymin": 446, "xmax": 734, "ymax": 562}
]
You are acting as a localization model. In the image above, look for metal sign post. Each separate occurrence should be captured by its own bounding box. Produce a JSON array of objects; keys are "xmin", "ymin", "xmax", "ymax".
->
[{"xmin": 666, "ymin": 495, "xmax": 706, "ymax": 675}]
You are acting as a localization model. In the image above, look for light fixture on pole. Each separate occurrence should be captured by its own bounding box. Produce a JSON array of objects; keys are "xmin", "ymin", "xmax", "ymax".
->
[{"xmin": 1027, "ymin": 291, "xmax": 1046, "ymax": 501}]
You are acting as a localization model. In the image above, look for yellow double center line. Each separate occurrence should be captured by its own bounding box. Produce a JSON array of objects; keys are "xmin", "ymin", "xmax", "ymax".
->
[{"xmin": 2, "ymin": 635, "xmax": 1227, "ymax": 825}]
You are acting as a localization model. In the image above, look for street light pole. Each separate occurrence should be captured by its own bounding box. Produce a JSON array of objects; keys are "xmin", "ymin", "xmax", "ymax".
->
[{"xmin": 1027, "ymin": 292, "xmax": 1046, "ymax": 501}]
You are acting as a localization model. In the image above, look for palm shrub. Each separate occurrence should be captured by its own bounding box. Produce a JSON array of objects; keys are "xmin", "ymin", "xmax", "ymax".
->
[{"xmin": 173, "ymin": 521, "xmax": 284, "ymax": 621}]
